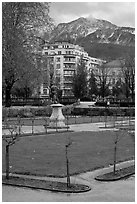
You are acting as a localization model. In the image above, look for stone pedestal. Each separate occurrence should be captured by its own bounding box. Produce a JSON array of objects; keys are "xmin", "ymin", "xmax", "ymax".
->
[{"xmin": 49, "ymin": 103, "xmax": 66, "ymax": 128}]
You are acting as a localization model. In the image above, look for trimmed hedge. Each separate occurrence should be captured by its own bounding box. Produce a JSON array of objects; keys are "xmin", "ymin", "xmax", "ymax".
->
[
  {"xmin": 2, "ymin": 106, "xmax": 52, "ymax": 119},
  {"xmin": 71, "ymin": 107, "xmax": 135, "ymax": 117},
  {"xmin": 95, "ymin": 101, "xmax": 135, "ymax": 107},
  {"xmin": 2, "ymin": 105, "xmax": 135, "ymax": 119}
]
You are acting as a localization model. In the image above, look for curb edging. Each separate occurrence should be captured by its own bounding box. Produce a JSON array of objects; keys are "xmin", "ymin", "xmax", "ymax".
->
[{"xmin": 2, "ymin": 181, "xmax": 91, "ymax": 193}]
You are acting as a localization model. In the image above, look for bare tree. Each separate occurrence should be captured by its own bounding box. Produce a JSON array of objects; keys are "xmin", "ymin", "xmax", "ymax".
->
[
  {"xmin": 112, "ymin": 128, "xmax": 127, "ymax": 175},
  {"xmin": 65, "ymin": 137, "xmax": 73, "ymax": 188},
  {"xmin": 97, "ymin": 64, "xmax": 111, "ymax": 100},
  {"xmin": 2, "ymin": 122, "xmax": 20, "ymax": 179},
  {"xmin": 120, "ymin": 55, "xmax": 135, "ymax": 102},
  {"xmin": 112, "ymin": 130, "xmax": 120, "ymax": 175}
]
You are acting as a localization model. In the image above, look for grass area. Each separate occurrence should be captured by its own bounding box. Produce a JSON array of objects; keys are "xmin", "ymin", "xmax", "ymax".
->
[{"xmin": 2, "ymin": 130, "xmax": 134, "ymax": 177}]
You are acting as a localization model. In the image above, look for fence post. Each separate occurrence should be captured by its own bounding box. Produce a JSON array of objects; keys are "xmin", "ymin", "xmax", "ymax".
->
[
  {"xmin": 18, "ymin": 115, "xmax": 21, "ymax": 136},
  {"xmin": 44, "ymin": 118, "xmax": 48, "ymax": 134},
  {"xmin": 67, "ymin": 114, "xmax": 69, "ymax": 132},
  {"xmin": 65, "ymin": 144, "xmax": 71, "ymax": 188},
  {"xmin": 32, "ymin": 117, "xmax": 34, "ymax": 135},
  {"xmin": 75, "ymin": 113, "xmax": 76, "ymax": 124},
  {"xmin": 56, "ymin": 117, "xmax": 58, "ymax": 132},
  {"xmin": 113, "ymin": 113, "xmax": 116, "ymax": 128},
  {"xmin": 6, "ymin": 144, "xmax": 10, "ymax": 180},
  {"xmin": 104, "ymin": 107, "xmax": 107, "ymax": 128}
]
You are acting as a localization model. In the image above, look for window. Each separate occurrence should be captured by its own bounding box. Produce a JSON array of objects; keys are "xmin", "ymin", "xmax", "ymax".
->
[
  {"xmin": 66, "ymin": 51, "xmax": 73, "ymax": 54},
  {"xmin": 63, "ymin": 44, "xmax": 69, "ymax": 48},
  {"xmin": 56, "ymin": 70, "xmax": 60, "ymax": 75},
  {"xmin": 56, "ymin": 57, "xmax": 60, "ymax": 62},
  {"xmin": 56, "ymin": 64, "xmax": 60, "ymax": 69},
  {"xmin": 64, "ymin": 70, "xmax": 74, "ymax": 75},
  {"xmin": 112, "ymin": 78, "xmax": 115, "ymax": 84},
  {"xmin": 58, "ymin": 51, "xmax": 61, "ymax": 55}
]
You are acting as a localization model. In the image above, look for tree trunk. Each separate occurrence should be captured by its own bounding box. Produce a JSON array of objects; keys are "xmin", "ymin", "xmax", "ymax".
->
[
  {"xmin": 66, "ymin": 146, "xmax": 70, "ymax": 188},
  {"xmin": 131, "ymin": 84, "xmax": 134, "ymax": 102},
  {"xmin": 6, "ymin": 145, "xmax": 10, "ymax": 180},
  {"xmin": 5, "ymin": 85, "xmax": 12, "ymax": 107}
]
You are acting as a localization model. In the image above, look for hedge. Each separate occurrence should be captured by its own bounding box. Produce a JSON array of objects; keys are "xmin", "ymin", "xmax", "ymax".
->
[
  {"xmin": 71, "ymin": 107, "xmax": 135, "ymax": 117},
  {"xmin": 2, "ymin": 106, "xmax": 52, "ymax": 119},
  {"xmin": 2, "ymin": 105, "xmax": 135, "ymax": 119}
]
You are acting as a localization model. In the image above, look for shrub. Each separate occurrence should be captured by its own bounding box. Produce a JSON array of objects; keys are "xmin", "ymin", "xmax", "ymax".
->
[
  {"xmin": 71, "ymin": 107, "xmax": 135, "ymax": 117},
  {"xmin": 2, "ymin": 106, "xmax": 53, "ymax": 118}
]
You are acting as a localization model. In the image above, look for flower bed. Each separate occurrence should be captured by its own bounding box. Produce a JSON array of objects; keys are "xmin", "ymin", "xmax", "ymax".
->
[
  {"xmin": 2, "ymin": 175, "xmax": 91, "ymax": 193},
  {"xmin": 95, "ymin": 165, "xmax": 135, "ymax": 181}
]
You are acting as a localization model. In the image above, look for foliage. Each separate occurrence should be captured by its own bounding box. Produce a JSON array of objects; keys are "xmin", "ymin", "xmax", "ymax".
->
[
  {"xmin": 71, "ymin": 106, "xmax": 135, "ymax": 116},
  {"xmin": 11, "ymin": 86, "xmax": 32, "ymax": 99},
  {"xmin": 111, "ymin": 79, "xmax": 124, "ymax": 98},
  {"xmin": 88, "ymin": 70, "xmax": 98, "ymax": 98},
  {"xmin": 72, "ymin": 57, "xmax": 88, "ymax": 100},
  {"xmin": 2, "ymin": 106, "xmax": 52, "ymax": 118},
  {"xmin": 120, "ymin": 54, "xmax": 135, "ymax": 101},
  {"xmin": 2, "ymin": 2, "xmax": 53, "ymax": 107},
  {"xmin": 79, "ymin": 42, "xmax": 135, "ymax": 61},
  {"xmin": 97, "ymin": 64, "xmax": 111, "ymax": 99}
]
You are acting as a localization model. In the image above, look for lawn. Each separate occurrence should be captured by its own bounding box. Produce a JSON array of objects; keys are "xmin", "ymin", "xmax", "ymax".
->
[{"xmin": 2, "ymin": 130, "xmax": 134, "ymax": 177}]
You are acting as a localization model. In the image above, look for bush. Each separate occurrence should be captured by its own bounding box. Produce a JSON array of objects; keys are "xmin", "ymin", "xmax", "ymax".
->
[
  {"xmin": 95, "ymin": 101, "xmax": 135, "ymax": 107},
  {"xmin": 95, "ymin": 101, "xmax": 107, "ymax": 107},
  {"xmin": 62, "ymin": 105, "xmax": 74, "ymax": 116},
  {"xmin": 71, "ymin": 107, "xmax": 135, "ymax": 117},
  {"xmin": 2, "ymin": 106, "xmax": 52, "ymax": 118},
  {"xmin": 2, "ymin": 105, "xmax": 135, "ymax": 118},
  {"xmin": 80, "ymin": 97, "xmax": 92, "ymax": 102},
  {"xmin": 33, "ymin": 106, "xmax": 52, "ymax": 117}
]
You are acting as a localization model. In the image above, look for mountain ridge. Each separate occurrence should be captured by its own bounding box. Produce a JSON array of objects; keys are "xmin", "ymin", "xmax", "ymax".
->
[{"xmin": 48, "ymin": 17, "xmax": 135, "ymax": 60}]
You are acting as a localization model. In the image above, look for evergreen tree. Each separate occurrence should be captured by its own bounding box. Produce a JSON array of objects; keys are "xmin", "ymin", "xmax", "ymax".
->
[
  {"xmin": 88, "ymin": 70, "xmax": 98, "ymax": 99},
  {"xmin": 72, "ymin": 57, "xmax": 88, "ymax": 100}
]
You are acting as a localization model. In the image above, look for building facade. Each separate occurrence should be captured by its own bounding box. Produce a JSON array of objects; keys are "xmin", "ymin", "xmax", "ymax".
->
[{"xmin": 40, "ymin": 42, "xmax": 104, "ymax": 99}]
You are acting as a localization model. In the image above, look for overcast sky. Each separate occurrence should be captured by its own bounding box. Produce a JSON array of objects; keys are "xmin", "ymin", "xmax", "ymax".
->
[{"xmin": 50, "ymin": 2, "xmax": 135, "ymax": 27}]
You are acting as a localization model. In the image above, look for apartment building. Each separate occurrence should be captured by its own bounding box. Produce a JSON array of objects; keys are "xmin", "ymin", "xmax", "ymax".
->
[{"xmin": 39, "ymin": 42, "xmax": 104, "ymax": 99}]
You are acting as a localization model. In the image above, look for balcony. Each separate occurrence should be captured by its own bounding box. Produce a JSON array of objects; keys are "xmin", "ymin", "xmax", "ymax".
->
[
  {"xmin": 64, "ymin": 73, "xmax": 73, "ymax": 77},
  {"xmin": 63, "ymin": 58, "xmax": 76, "ymax": 63},
  {"xmin": 63, "ymin": 61, "xmax": 76, "ymax": 64},
  {"xmin": 64, "ymin": 67, "xmax": 75, "ymax": 71},
  {"xmin": 64, "ymin": 81, "xmax": 72, "ymax": 84},
  {"xmin": 64, "ymin": 53, "xmax": 76, "ymax": 57},
  {"xmin": 63, "ymin": 87, "xmax": 72, "ymax": 90}
]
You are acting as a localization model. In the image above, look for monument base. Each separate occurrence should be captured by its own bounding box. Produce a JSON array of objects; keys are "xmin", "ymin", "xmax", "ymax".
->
[
  {"xmin": 48, "ymin": 125, "xmax": 69, "ymax": 129},
  {"xmin": 49, "ymin": 121, "xmax": 67, "ymax": 129},
  {"xmin": 49, "ymin": 103, "xmax": 68, "ymax": 129}
]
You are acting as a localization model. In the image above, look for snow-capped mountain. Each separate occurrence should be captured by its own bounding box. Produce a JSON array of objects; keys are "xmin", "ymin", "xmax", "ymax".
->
[
  {"xmin": 50, "ymin": 17, "xmax": 118, "ymax": 41},
  {"xmin": 49, "ymin": 17, "xmax": 135, "ymax": 60},
  {"xmin": 50, "ymin": 17, "xmax": 134, "ymax": 46}
]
